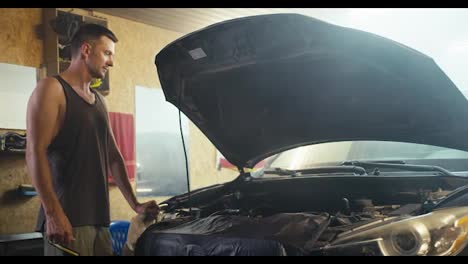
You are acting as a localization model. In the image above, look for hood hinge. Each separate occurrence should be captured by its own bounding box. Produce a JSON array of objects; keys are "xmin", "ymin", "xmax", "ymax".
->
[{"xmin": 237, "ymin": 167, "xmax": 253, "ymax": 182}]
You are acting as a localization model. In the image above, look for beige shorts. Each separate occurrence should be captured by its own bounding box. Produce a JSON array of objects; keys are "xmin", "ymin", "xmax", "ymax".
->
[{"xmin": 43, "ymin": 226, "xmax": 113, "ymax": 256}]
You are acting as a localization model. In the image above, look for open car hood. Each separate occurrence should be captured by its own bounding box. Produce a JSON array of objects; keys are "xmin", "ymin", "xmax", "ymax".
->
[{"xmin": 155, "ymin": 13, "xmax": 468, "ymax": 168}]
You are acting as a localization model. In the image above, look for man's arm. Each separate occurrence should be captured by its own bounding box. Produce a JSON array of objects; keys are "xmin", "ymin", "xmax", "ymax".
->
[
  {"xmin": 25, "ymin": 78, "xmax": 75, "ymax": 245},
  {"xmin": 103, "ymin": 99, "xmax": 159, "ymax": 218}
]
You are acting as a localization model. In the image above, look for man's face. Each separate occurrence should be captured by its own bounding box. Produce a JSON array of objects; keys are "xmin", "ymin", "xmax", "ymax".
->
[{"xmin": 84, "ymin": 36, "xmax": 115, "ymax": 79}]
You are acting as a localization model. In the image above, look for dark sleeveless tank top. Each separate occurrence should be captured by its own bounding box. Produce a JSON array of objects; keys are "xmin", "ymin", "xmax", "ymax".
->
[{"xmin": 36, "ymin": 75, "xmax": 111, "ymax": 231}]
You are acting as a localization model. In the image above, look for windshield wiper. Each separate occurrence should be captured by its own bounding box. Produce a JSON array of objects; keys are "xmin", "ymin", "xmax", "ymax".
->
[
  {"xmin": 341, "ymin": 161, "xmax": 456, "ymax": 177},
  {"xmin": 264, "ymin": 166, "xmax": 368, "ymax": 177}
]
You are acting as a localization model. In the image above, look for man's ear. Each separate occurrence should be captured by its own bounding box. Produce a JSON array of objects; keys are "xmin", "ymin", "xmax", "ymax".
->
[{"xmin": 80, "ymin": 42, "xmax": 92, "ymax": 59}]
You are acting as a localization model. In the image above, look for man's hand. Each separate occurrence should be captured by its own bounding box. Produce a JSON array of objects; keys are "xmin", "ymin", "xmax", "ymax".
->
[
  {"xmin": 134, "ymin": 200, "xmax": 160, "ymax": 220},
  {"xmin": 45, "ymin": 210, "xmax": 75, "ymax": 245}
]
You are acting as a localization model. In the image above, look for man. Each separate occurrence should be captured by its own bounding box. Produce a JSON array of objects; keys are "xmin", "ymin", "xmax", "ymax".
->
[{"xmin": 26, "ymin": 23, "xmax": 159, "ymax": 256}]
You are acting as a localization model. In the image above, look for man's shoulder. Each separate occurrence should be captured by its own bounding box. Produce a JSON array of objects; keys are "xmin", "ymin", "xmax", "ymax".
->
[
  {"xmin": 37, "ymin": 76, "xmax": 61, "ymax": 89},
  {"xmin": 35, "ymin": 77, "xmax": 63, "ymax": 95},
  {"xmin": 32, "ymin": 76, "xmax": 65, "ymax": 103}
]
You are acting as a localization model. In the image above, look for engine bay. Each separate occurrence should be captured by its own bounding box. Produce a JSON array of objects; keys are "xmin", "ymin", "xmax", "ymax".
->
[{"xmin": 136, "ymin": 174, "xmax": 468, "ymax": 256}]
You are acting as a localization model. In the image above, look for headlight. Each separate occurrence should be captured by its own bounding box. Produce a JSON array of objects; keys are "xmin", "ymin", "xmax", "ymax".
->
[{"xmin": 327, "ymin": 207, "xmax": 468, "ymax": 256}]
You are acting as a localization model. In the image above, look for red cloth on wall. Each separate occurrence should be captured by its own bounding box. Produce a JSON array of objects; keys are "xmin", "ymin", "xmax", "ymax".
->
[{"xmin": 108, "ymin": 112, "xmax": 136, "ymax": 183}]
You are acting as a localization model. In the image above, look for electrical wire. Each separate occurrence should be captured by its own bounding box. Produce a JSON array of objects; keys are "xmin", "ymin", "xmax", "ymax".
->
[{"xmin": 178, "ymin": 87, "xmax": 191, "ymax": 214}]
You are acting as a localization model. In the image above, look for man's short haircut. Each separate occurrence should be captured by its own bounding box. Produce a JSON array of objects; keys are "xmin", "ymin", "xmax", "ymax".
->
[{"xmin": 70, "ymin": 23, "xmax": 118, "ymax": 57}]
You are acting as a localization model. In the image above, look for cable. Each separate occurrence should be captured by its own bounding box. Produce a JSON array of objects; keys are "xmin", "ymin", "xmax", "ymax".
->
[{"xmin": 178, "ymin": 87, "xmax": 191, "ymax": 214}]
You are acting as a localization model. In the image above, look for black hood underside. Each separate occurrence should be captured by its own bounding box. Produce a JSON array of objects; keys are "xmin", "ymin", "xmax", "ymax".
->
[{"xmin": 155, "ymin": 13, "xmax": 468, "ymax": 168}]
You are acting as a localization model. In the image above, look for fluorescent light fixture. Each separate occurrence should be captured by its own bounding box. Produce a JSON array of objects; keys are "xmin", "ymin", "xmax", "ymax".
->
[{"xmin": 136, "ymin": 188, "xmax": 153, "ymax": 193}]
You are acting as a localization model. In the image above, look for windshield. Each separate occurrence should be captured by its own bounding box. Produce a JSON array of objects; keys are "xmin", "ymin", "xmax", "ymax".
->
[{"xmin": 267, "ymin": 141, "xmax": 468, "ymax": 171}]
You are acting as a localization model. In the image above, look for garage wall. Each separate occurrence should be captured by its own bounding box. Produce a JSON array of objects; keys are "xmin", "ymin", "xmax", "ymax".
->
[
  {"xmin": 0, "ymin": 8, "xmax": 237, "ymax": 235},
  {"xmin": 0, "ymin": 8, "xmax": 44, "ymax": 235}
]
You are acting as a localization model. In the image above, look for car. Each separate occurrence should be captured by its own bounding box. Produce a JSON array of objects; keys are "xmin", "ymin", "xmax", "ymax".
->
[{"xmin": 134, "ymin": 13, "xmax": 468, "ymax": 256}]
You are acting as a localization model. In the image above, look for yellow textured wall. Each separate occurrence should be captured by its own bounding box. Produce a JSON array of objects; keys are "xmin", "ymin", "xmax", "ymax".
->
[
  {"xmin": 0, "ymin": 8, "xmax": 43, "ymax": 234},
  {"xmin": 0, "ymin": 9, "xmax": 43, "ymax": 68},
  {"xmin": 0, "ymin": 8, "xmax": 239, "ymax": 234}
]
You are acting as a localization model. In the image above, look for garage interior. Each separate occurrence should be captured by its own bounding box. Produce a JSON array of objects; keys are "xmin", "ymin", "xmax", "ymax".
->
[
  {"xmin": 1, "ymin": 8, "xmax": 468, "ymax": 256},
  {"xmin": 1, "ymin": 7, "xmax": 322, "ymax": 256}
]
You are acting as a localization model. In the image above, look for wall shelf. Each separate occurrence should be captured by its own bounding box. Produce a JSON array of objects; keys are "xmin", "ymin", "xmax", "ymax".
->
[
  {"xmin": 17, "ymin": 184, "xmax": 37, "ymax": 197},
  {"xmin": 0, "ymin": 132, "xmax": 26, "ymax": 155},
  {"xmin": 0, "ymin": 150, "xmax": 25, "ymax": 155}
]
